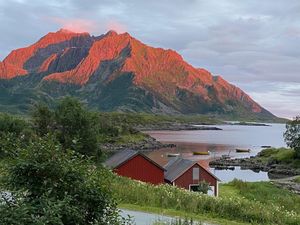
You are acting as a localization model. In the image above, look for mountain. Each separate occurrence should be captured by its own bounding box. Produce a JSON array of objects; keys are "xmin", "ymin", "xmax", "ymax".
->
[{"xmin": 0, "ymin": 29, "xmax": 277, "ymax": 120}]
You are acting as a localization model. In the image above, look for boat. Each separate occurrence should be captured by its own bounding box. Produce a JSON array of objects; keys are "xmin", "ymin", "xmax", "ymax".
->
[
  {"xmin": 166, "ymin": 153, "xmax": 180, "ymax": 157},
  {"xmin": 236, "ymin": 148, "xmax": 251, "ymax": 153},
  {"xmin": 193, "ymin": 151, "xmax": 210, "ymax": 155},
  {"xmin": 261, "ymin": 145, "xmax": 272, "ymax": 148}
]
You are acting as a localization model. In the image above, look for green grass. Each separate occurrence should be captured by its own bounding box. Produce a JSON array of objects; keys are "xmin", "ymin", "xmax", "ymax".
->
[
  {"xmin": 293, "ymin": 176, "xmax": 300, "ymax": 183},
  {"xmin": 258, "ymin": 148, "xmax": 300, "ymax": 168},
  {"xmin": 99, "ymin": 112, "xmax": 222, "ymax": 126},
  {"xmin": 115, "ymin": 133, "xmax": 149, "ymax": 144},
  {"xmin": 120, "ymin": 204, "xmax": 252, "ymax": 225},
  {"xmin": 107, "ymin": 171, "xmax": 300, "ymax": 225},
  {"xmin": 221, "ymin": 179, "xmax": 300, "ymax": 213}
]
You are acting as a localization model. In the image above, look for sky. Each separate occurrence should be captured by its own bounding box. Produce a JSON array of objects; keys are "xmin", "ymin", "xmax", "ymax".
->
[{"xmin": 0, "ymin": 0, "xmax": 299, "ymax": 119}]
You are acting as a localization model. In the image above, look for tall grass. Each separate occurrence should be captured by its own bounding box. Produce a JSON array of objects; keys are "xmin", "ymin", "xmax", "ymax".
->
[{"xmin": 103, "ymin": 171, "xmax": 300, "ymax": 225}]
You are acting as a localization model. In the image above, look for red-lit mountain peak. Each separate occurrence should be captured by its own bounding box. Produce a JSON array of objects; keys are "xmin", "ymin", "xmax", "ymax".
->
[
  {"xmin": 43, "ymin": 31, "xmax": 132, "ymax": 85},
  {"xmin": 0, "ymin": 29, "xmax": 275, "ymax": 117},
  {"xmin": 0, "ymin": 29, "xmax": 90, "ymax": 79}
]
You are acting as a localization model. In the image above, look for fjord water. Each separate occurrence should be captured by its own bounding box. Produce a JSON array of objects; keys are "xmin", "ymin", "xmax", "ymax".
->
[{"xmin": 145, "ymin": 123, "xmax": 286, "ymax": 182}]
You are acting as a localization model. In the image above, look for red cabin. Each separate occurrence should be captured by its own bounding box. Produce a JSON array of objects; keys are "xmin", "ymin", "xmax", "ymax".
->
[
  {"xmin": 164, "ymin": 158, "xmax": 220, "ymax": 196},
  {"xmin": 104, "ymin": 149, "xmax": 165, "ymax": 185}
]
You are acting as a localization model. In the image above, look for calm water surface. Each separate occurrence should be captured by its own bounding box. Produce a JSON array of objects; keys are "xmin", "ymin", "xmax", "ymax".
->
[{"xmin": 144, "ymin": 123, "xmax": 286, "ymax": 182}]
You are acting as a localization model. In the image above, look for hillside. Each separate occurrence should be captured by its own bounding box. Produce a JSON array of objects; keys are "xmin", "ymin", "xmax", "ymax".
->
[{"xmin": 0, "ymin": 29, "xmax": 278, "ymax": 121}]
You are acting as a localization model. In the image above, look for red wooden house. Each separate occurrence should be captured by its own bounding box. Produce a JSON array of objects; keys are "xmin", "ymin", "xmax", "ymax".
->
[
  {"xmin": 105, "ymin": 150, "xmax": 220, "ymax": 196},
  {"xmin": 104, "ymin": 149, "xmax": 165, "ymax": 185},
  {"xmin": 164, "ymin": 158, "xmax": 220, "ymax": 196}
]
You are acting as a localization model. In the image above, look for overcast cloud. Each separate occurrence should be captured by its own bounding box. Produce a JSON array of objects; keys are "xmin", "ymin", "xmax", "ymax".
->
[{"xmin": 0, "ymin": 0, "xmax": 299, "ymax": 118}]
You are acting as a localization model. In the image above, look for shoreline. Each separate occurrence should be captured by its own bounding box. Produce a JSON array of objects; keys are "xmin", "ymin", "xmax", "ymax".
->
[
  {"xmin": 209, "ymin": 157, "xmax": 300, "ymax": 177},
  {"xmin": 101, "ymin": 135, "xmax": 176, "ymax": 153},
  {"xmin": 209, "ymin": 155, "xmax": 300, "ymax": 194},
  {"xmin": 135, "ymin": 123, "xmax": 222, "ymax": 131}
]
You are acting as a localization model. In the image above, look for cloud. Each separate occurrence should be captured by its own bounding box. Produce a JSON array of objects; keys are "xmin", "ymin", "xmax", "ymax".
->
[
  {"xmin": 106, "ymin": 21, "xmax": 127, "ymax": 33},
  {"xmin": 48, "ymin": 18, "xmax": 99, "ymax": 33},
  {"xmin": 0, "ymin": 0, "xmax": 299, "ymax": 118}
]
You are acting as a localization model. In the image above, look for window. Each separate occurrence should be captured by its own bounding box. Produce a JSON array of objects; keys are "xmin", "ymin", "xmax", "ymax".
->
[{"xmin": 192, "ymin": 167, "xmax": 199, "ymax": 180}]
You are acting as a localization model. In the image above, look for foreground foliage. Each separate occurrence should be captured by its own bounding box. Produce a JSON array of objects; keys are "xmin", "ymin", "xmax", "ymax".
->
[{"xmin": 0, "ymin": 137, "xmax": 128, "ymax": 225}]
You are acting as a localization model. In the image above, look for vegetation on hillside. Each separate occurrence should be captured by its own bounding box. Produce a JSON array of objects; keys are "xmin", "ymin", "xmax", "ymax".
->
[
  {"xmin": 98, "ymin": 112, "xmax": 221, "ymax": 126},
  {"xmin": 0, "ymin": 97, "xmax": 149, "ymax": 161}
]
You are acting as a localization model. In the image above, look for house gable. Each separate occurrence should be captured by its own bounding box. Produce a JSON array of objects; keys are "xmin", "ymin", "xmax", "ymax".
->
[{"xmin": 115, "ymin": 154, "xmax": 165, "ymax": 185}]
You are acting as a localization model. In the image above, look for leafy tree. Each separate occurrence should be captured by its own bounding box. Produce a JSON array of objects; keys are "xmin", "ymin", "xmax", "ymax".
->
[
  {"xmin": 1, "ymin": 136, "xmax": 128, "ymax": 225},
  {"xmin": 54, "ymin": 97, "xmax": 99, "ymax": 158},
  {"xmin": 31, "ymin": 103, "xmax": 54, "ymax": 136},
  {"xmin": 284, "ymin": 116, "xmax": 300, "ymax": 158},
  {"xmin": 32, "ymin": 97, "xmax": 101, "ymax": 160}
]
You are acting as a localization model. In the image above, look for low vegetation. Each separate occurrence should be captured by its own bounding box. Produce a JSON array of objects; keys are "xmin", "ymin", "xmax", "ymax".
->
[
  {"xmin": 293, "ymin": 176, "xmax": 300, "ymax": 183},
  {"xmin": 98, "ymin": 112, "xmax": 221, "ymax": 126},
  {"xmin": 258, "ymin": 148, "xmax": 300, "ymax": 168},
  {"xmin": 153, "ymin": 218, "xmax": 203, "ymax": 225},
  {"xmin": 221, "ymin": 179, "xmax": 300, "ymax": 213},
  {"xmin": 108, "ymin": 172, "xmax": 300, "ymax": 225}
]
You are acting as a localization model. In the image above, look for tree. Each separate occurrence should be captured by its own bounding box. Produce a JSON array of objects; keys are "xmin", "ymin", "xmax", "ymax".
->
[
  {"xmin": 31, "ymin": 103, "xmax": 54, "ymax": 136},
  {"xmin": 31, "ymin": 97, "xmax": 101, "ymax": 160},
  {"xmin": 54, "ymin": 97, "xmax": 99, "ymax": 157},
  {"xmin": 1, "ymin": 136, "xmax": 128, "ymax": 225},
  {"xmin": 284, "ymin": 116, "xmax": 300, "ymax": 158}
]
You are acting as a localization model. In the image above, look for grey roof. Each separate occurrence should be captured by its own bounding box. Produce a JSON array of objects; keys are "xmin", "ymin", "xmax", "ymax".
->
[
  {"xmin": 104, "ymin": 149, "xmax": 137, "ymax": 169},
  {"xmin": 164, "ymin": 157, "xmax": 220, "ymax": 182},
  {"xmin": 104, "ymin": 149, "xmax": 165, "ymax": 171},
  {"xmin": 164, "ymin": 158, "xmax": 195, "ymax": 182}
]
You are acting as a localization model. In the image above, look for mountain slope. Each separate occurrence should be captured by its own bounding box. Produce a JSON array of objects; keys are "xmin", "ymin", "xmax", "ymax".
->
[{"xmin": 0, "ymin": 29, "xmax": 276, "ymax": 120}]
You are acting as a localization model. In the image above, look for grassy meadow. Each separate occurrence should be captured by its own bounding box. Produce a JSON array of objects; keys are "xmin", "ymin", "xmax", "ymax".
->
[{"xmin": 103, "ymin": 169, "xmax": 300, "ymax": 225}]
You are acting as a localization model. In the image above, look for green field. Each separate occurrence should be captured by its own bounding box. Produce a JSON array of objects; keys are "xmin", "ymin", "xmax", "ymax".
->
[{"xmin": 107, "ymin": 171, "xmax": 300, "ymax": 225}]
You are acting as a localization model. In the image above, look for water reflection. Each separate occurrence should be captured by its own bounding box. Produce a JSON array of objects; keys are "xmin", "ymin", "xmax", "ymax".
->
[{"xmin": 144, "ymin": 124, "xmax": 286, "ymax": 182}]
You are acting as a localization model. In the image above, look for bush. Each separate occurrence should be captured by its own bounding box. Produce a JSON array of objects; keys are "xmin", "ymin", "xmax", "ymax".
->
[
  {"xmin": 197, "ymin": 181, "xmax": 212, "ymax": 194},
  {"xmin": 0, "ymin": 137, "xmax": 127, "ymax": 225},
  {"xmin": 0, "ymin": 113, "xmax": 29, "ymax": 135}
]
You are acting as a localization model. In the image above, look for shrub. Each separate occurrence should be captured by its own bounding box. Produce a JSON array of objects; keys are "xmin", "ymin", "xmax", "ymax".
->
[{"xmin": 0, "ymin": 137, "xmax": 127, "ymax": 225}]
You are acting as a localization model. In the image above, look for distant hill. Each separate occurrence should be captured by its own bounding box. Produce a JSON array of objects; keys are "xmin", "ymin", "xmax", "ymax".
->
[{"xmin": 0, "ymin": 29, "xmax": 279, "ymax": 121}]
